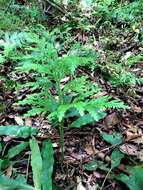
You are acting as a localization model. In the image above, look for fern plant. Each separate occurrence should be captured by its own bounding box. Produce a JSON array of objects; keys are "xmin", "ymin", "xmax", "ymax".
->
[
  {"xmin": 14, "ymin": 30, "xmax": 128, "ymax": 158},
  {"xmin": 0, "ymin": 0, "xmax": 43, "ymax": 31},
  {"xmin": 102, "ymin": 63, "xmax": 143, "ymax": 87}
]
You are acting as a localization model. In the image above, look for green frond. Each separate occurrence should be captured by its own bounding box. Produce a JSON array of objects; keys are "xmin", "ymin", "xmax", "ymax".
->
[
  {"xmin": 24, "ymin": 108, "xmax": 46, "ymax": 117},
  {"xmin": 14, "ymin": 29, "xmax": 128, "ymax": 127}
]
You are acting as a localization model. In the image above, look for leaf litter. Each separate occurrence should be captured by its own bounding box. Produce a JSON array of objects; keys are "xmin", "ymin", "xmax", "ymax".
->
[{"xmin": 0, "ymin": 1, "xmax": 143, "ymax": 190}]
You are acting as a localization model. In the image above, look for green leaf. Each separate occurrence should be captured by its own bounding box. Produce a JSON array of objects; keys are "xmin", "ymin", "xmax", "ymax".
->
[
  {"xmin": 0, "ymin": 143, "xmax": 2, "ymax": 153},
  {"xmin": 0, "ymin": 175, "xmax": 33, "ymax": 190},
  {"xmin": 0, "ymin": 125, "xmax": 38, "ymax": 138},
  {"xmin": 101, "ymin": 132, "xmax": 123, "ymax": 145},
  {"xmin": 84, "ymin": 160, "xmax": 109, "ymax": 172},
  {"xmin": 69, "ymin": 114, "xmax": 95, "ymax": 128},
  {"xmin": 69, "ymin": 111, "xmax": 106, "ymax": 128},
  {"xmin": 86, "ymin": 109, "xmax": 107, "ymax": 122},
  {"xmin": 16, "ymin": 175, "xmax": 27, "ymax": 184},
  {"xmin": 41, "ymin": 140, "xmax": 54, "ymax": 190},
  {"xmin": 0, "ymin": 159, "xmax": 11, "ymax": 170},
  {"xmin": 111, "ymin": 149, "xmax": 124, "ymax": 169},
  {"xmin": 115, "ymin": 166, "xmax": 143, "ymax": 190},
  {"xmin": 7, "ymin": 142, "xmax": 29, "ymax": 159},
  {"xmin": 30, "ymin": 138, "xmax": 42, "ymax": 190},
  {"xmin": 57, "ymin": 104, "xmax": 71, "ymax": 122}
]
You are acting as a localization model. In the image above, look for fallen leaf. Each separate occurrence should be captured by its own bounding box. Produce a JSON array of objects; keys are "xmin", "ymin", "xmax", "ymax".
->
[
  {"xmin": 25, "ymin": 118, "xmax": 32, "ymax": 126},
  {"xmin": 87, "ymin": 184, "xmax": 99, "ymax": 190},
  {"xmin": 119, "ymin": 144, "xmax": 138, "ymax": 156},
  {"xmin": 14, "ymin": 116, "xmax": 24, "ymax": 126},
  {"xmin": 5, "ymin": 165, "xmax": 12, "ymax": 177},
  {"xmin": 84, "ymin": 143, "xmax": 94, "ymax": 155},
  {"xmin": 137, "ymin": 149, "xmax": 143, "ymax": 161},
  {"xmin": 133, "ymin": 106, "xmax": 142, "ymax": 113},
  {"xmin": 104, "ymin": 112, "xmax": 120, "ymax": 128},
  {"xmin": 77, "ymin": 177, "xmax": 86, "ymax": 190},
  {"xmin": 131, "ymin": 136, "xmax": 143, "ymax": 144},
  {"xmin": 126, "ymin": 133, "xmax": 141, "ymax": 142},
  {"xmin": 77, "ymin": 182, "xmax": 86, "ymax": 190}
]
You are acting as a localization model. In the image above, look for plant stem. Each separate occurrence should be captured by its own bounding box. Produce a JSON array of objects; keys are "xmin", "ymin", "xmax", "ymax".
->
[
  {"xmin": 100, "ymin": 167, "xmax": 112, "ymax": 190},
  {"xmin": 59, "ymin": 120, "xmax": 64, "ymax": 162},
  {"xmin": 57, "ymin": 81, "xmax": 65, "ymax": 161},
  {"xmin": 57, "ymin": 80, "xmax": 64, "ymax": 162}
]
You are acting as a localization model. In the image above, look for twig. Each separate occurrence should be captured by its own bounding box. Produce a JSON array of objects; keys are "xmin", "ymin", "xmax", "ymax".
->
[
  {"xmin": 119, "ymin": 43, "xmax": 138, "ymax": 53},
  {"xmin": 45, "ymin": 0, "xmax": 67, "ymax": 14},
  {"xmin": 100, "ymin": 167, "xmax": 112, "ymax": 190},
  {"xmin": 2, "ymin": 142, "xmax": 10, "ymax": 157},
  {"xmin": 26, "ymin": 154, "xmax": 30, "ymax": 181},
  {"xmin": 95, "ymin": 144, "xmax": 117, "ymax": 155}
]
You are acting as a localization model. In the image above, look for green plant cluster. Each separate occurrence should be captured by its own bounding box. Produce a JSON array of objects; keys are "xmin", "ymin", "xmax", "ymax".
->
[
  {"xmin": 0, "ymin": 0, "xmax": 43, "ymax": 31},
  {"xmin": 0, "ymin": 125, "xmax": 54, "ymax": 190},
  {"xmin": 5, "ymin": 28, "xmax": 126, "ymax": 160},
  {"xmin": 0, "ymin": 0, "xmax": 143, "ymax": 190}
]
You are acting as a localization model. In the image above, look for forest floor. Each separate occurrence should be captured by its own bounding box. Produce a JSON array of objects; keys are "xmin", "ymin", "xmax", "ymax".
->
[{"xmin": 0, "ymin": 1, "xmax": 143, "ymax": 190}]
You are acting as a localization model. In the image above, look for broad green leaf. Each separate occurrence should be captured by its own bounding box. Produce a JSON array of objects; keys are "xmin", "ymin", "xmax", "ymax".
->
[
  {"xmin": 84, "ymin": 160, "xmax": 98, "ymax": 171},
  {"xmin": 7, "ymin": 142, "xmax": 29, "ymax": 159},
  {"xmin": 69, "ymin": 114, "xmax": 95, "ymax": 128},
  {"xmin": 0, "ymin": 125, "xmax": 38, "ymax": 138},
  {"xmin": 84, "ymin": 160, "xmax": 109, "ymax": 172},
  {"xmin": 30, "ymin": 138, "xmax": 42, "ymax": 190},
  {"xmin": 70, "ymin": 111, "xmax": 107, "ymax": 128},
  {"xmin": 86, "ymin": 109, "xmax": 107, "ymax": 122},
  {"xmin": 41, "ymin": 140, "xmax": 54, "ymax": 190},
  {"xmin": 111, "ymin": 149, "xmax": 124, "ymax": 169},
  {"xmin": 101, "ymin": 132, "xmax": 123, "ymax": 145},
  {"xmin": 0, "ymin": 159, "xmax": 10, "ymax": 170},
  {"xmin": 115, "ymin": 166, "xmax": 143, "ymax": 190},
  {"xmin": 0, "ymin": 175, "xmax": 33, "ymax": 190},
  {"xmin": 16, "ymin": 175, "xmax": 27, "ymax": 184}
]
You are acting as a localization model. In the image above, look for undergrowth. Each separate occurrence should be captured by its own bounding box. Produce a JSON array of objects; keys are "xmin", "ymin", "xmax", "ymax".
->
[
  {"xmin": 0, "ymin": 0, "xmax": 143, "ymax": 190},
  {"xmin": 11, "ymin": 29, "xmax": 128, "ymax": 157}
]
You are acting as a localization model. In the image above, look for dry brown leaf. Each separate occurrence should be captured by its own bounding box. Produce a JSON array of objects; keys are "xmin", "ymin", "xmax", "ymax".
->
[
  {"xmin": 119, "ymin": 143, "xmax": 138, "ymax": 156},
  {"xmin": 77, "ymin": 182, "xmax": 86, "ymax": 190},
  {"xmin": 77, "ymin": 177, "xmax": 86, "ymax": 190},
  {"xmin": 14, "ymin": 116, "xmax": 24, "ymax": 125},
  {"xmin": 131, "ymin": 136, "xmax": 143, "ymax": 144},
  {"xmin": 126, "ymin": 133, "xmax": 142, "ymax": 142},
  {"xmin": 138, "ymin": 149, "xmax": 143, "ymax": 161},
  {"xmin": 132, "ymin": 106, "xmax": 142, "ymax": 113},
  {"xmin": 104, "ymin": 112, "xmax": 120, "ymax": 128},
  {"xmin": 25, "ymin": 118, "xmax": 32, "ymax": 126},
  {"xmin": 87, "ymin": 184, "xmax": 99, "ymax": 190},
  {"xmin": 5, "ymin": 165, "xmax": 12, "ymax": 177},
  {"xmin": 84, "ymin": 144, "xmax": 94, "ymax": 155}
]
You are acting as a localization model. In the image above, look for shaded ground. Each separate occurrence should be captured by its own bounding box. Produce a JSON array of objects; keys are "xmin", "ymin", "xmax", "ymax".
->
[{"xmin": 0, "ymin": 1, "xmax": 143, "ymax": 190}]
